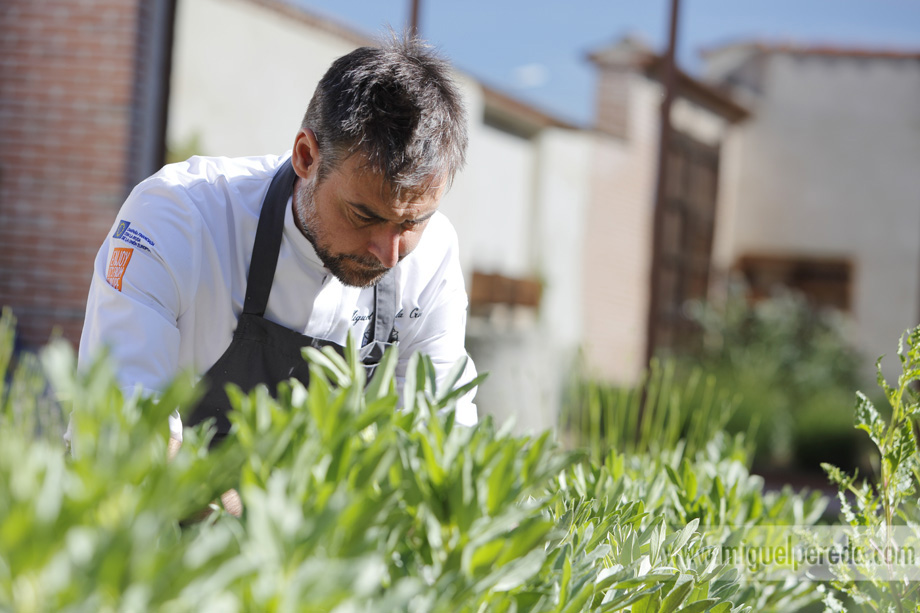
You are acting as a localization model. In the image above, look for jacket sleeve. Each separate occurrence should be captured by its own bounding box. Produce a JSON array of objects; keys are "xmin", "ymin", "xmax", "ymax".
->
[
  {"xmin": 77, "ymin": 174, "xmax": 204, "ymax": 441},
  {"xmin": 394, "ymin": 217, "xmax": 478, "ymax": 426}
]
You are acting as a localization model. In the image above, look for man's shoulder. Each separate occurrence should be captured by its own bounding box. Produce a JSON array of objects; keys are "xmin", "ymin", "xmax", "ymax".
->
[
  {"xmin": 110, "ymin": 152, "xmax": 291, "ymax": 268},
  {"xmin": 120, "ymin": 152, "xmax": 291, "ymax": 227},
  {"xmin": 143, "ymin": 152, "xmax": 289, "ymax": 195},
  {"xmin": 407, "ymin": 212, "xmax": 460, "ymax": 267},
  {"xmin": 396, "ymin": 211, "xmax": 463, "ymax": 296},
  {"xmin": 421, "ymin": 211, "xmax": 460, "ymax": 248}
]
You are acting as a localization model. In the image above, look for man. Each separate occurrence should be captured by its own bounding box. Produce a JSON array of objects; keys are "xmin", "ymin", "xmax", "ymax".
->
[{"xmin": 77, "ymin": 36, "xmax": 477, "ymax": 448}]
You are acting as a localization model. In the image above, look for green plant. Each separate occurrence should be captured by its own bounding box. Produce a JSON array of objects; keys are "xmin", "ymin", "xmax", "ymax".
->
[
  {"xmin": 560, "ymin": 377, "xmax": 827, "ymax": 612},
  {"xmin": 0, "ymin": 307, "xmax": 825, "ymax": 611},
  {"xmin": 562, "ymin": 329, "xmax": 830, "ymax": 612},
  {"xmin": 822, "ymin": 325, "xmax": 920, "ymax": 612},
  {"xmin": 562, "ymin": 358, "xmax": 747, "ymax": 464},
  {"xmin": 680, "ymin": 285, "xmax": 867, "ymax": 470}
]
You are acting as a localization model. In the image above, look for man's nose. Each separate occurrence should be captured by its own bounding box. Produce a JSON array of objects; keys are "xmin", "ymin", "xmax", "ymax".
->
[{"xmin": 367, "ymin": 224, "xmax": 402, "ymax": 268}]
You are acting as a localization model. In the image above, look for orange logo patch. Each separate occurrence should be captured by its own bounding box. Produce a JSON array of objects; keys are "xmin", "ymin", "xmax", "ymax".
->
[{"xmin": 106, "ymin": 247, "xmax": 133, "ymax": 291}]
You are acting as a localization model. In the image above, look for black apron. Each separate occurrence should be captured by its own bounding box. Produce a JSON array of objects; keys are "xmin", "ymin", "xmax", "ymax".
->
[{"xmin": 185, "ymin": 159, "xmax": 398, "ymax": 445}]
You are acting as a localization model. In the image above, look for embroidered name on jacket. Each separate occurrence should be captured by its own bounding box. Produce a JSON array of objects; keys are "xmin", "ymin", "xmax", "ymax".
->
[
  {"xmin": 352, "ymin": 307, "xmax": 424, "ymax": 327},
  {"xmin": 106, "ymin": 248, "xmax": 133, "ymax": 291},
  {"xmin": 352, "ymin": 310, "xmax": 374, "ymax": 326},
  {"xmin": 113, "ymin": 219, "xmax": 156, "ymax": 252}
]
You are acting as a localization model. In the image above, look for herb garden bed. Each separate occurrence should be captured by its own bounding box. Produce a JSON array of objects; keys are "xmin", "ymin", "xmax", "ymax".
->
[{"xmin": 0, "ymin": 309, "xmax": 917, "ymax": 612}]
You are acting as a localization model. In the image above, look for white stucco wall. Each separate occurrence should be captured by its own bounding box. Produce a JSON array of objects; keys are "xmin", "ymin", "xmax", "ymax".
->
[
  {"xmin": 465, "ymin": 126, "xmax": 594, "ymax": 435},
  {"xmin": 582, "ymin": 69, "xmax": 744, "ymax": 384},
  {"xmin": 711, "ymin": 52, "xmax": 920, "ymax": 381},
  {"xmin": 437, "ymin": 73, "xmax": 484, "ymax": 282},
  {"xmin": 710, "ymin": 125, "xmax": 744, "ymax": 273},
  {"xmin": 582, "ymin": 74, "xmax": 660, "ymax": 384},
  {"xmin": 464, "ymin": 125, "xmax": 535, "ymax": 277},
  {"xmin": 168, "ymin": 0, "xmax": 359, "ymax": 156},
  {"xmin": 534, "ymin": 128, "xmax": 595, "ymax": 351}
]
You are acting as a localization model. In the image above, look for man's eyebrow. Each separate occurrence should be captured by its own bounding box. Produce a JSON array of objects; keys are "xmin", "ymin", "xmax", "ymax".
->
[
  {"xmin": 348, "ymin": 202, "xmax": 385, "ymax": 221},
  {"xmin": 348, "ymin": 201, "xmax": 437, "ymax": 223},
  {"xmin": 409, "ymin": 209, "xmax": 437, "ymax": 223}
]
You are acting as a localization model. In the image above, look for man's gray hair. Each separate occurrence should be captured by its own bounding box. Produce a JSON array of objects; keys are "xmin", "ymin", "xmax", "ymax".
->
[{"xmin": 302, "ymin": 34, "xmax": 468, "ymax": 193}]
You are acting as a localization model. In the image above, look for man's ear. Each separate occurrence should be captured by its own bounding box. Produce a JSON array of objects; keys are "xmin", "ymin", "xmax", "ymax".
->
[{"xmin": 292, "ymin": 128, "xmax": 320, "ymax": 180}]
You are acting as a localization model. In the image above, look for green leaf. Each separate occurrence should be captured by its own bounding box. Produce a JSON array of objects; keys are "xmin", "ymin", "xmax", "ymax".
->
[
  {"xmin": 491, "ymin": 548, "xmax": 546, "ymax": 592},
  {"xmin": 560, "ymin": 578, "xmax": 598, "ymax": 613},
  {"xmin": 402, "ymin": 352, "xmax": 419, "ymax": 415},
  {"xmin": 659, "ymin": 575, "xmax": 693, "ymax": 613},
  {"xmin": 495, "ymin": 517, "xmax": 556, "ymax": 567},
  {"xmin": 435, "ymin": 355, "xmax": 469, "ymax": 401},
  {"xmin": 630, "ymin": 588, "xmax": 662, "ymax": 613},
  {"xmin": 682, "ymin": 460, "xmax": 698, "ymax": 501},
  {"xmin": 559, "ymin": 553, "xmax": 573, "ymax": 605},
  {"xmin": 314, "ymin": 345, "xmax": 351, "ymax": 383},
  {"xmin": 486, "ymin": 445, "xmax": 516, "ymax": 515},
  {"xmin": 418, "ymin": 435, "xmax": 446, "ymax": 489},
  {"xmin": 600, "ymin": 584, "xmax": 664, "ymax": 611},
  {"xmin": 854, "ymin": 392, "xmax": 884, "ymax": 447},
  {"xmin": 364, "ymin": 344, "xmax": 398, "ymax": 402},
  {"xmin": 469, "ymin": 539, "xmax": 504, "ymax": 576},
  {"xmin": 664, "ymin": 464, "xmax": 683, "ymax": 489},
  {"xmin": 671, "ymin": 519, "xmax": 699, "ymax": 555},
  {"xmin": 650, "ymin": 521, "xmax": 665, "ymax": 565},
  {"xmin": 437, "ymin": 372, "xmax": 489, "ymax": 408}
]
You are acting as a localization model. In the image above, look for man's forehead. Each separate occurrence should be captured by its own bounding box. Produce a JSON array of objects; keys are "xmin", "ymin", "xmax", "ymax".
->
[{"xmin": 335, "ymin": 154, "xmax": 445, "ymax": 206}]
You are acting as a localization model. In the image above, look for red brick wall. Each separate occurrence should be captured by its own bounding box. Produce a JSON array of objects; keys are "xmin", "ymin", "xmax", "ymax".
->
[{"xmin": 0, "ymin": 0, "xmax": 171, "ymax": 349}]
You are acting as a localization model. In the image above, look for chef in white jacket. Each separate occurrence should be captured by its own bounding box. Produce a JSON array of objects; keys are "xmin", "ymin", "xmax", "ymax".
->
[{"xmin": 77, "ymin": 36, "xmax": 478, "ymax": 449}]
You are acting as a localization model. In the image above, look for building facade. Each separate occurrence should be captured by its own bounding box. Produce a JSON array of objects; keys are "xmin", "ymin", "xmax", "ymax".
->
[
  {"xmin": 703, "ymin": 43, "xmax": 920, "ymax": 381},
  {"xmin": 583, "ymin": 37, "xmax": 747, "ymax": 383}
]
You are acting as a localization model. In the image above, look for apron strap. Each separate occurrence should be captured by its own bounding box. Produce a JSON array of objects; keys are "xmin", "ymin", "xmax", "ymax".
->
[
  {"xmin": 243, "ymin": 158, "xmax": 297, "ymax": 316},
  {"xmin": 372, "ymin": 270, "xmax": 397, "ymax": 344}
]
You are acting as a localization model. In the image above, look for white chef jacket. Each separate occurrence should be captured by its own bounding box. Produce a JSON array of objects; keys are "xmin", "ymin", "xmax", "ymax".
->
[{"xmin": 78, "ymin": 152, "xmax": 478, "ymax": 439}]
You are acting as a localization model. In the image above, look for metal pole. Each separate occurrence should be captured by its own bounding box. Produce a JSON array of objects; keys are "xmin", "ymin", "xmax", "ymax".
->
[
  {"xmin": 645, "ymin": 0, "xmax": 682, "ymax": 366},
  {"xmin": 410, "ymin": 0, "xmax": 421, "ymax": 35},
  {"xmin": 155, "ymin": 0, "xmax": 178, "ymax": 167}
]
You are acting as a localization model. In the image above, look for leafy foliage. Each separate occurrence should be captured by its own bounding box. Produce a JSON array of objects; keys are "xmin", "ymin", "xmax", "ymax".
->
[
  {"xmin": 563, "ymin": 358, "xmax": 747, "ymax": 465},
  {"xmin": 0, "ymin": 308, "xmax": 826, "ymax": 611},
  {"xmin": 562, "ymin": 359, "xmax": 827, "ymax": 612},
  {"xmin": 679, "ymin": 286, "xmax": 867, "ymax": 469},
  {"xmin": 822, "ymin": 325, "xmax": 920, "ymax": 612}
]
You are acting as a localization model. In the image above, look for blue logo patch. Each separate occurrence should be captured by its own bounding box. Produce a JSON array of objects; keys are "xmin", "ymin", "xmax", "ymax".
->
[
  {"xmin": 111, "ymin": 220, "xmax": 155, "ymax": 252},
  {"xmin": 113, "ymin": 220, "xmax": 130, "ymax": 239}
]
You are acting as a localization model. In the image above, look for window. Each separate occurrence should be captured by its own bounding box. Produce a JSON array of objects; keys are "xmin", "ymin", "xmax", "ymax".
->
[
  {"xmin": 737, "ymin": 255, "xmax": 852, "ymax": 311},
  {"xmin": 469, "ymin": 271, "xmax": 541, "ymax": 317}
]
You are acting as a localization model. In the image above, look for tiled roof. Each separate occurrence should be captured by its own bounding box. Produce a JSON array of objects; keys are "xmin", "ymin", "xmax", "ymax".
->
[
  {"xmin": 702, "ymin": 41, "xmax": 920, "ymax": 61},
  {"xmin": 243, "ymin": 0, "xmax": 372, "ymax": 48}
]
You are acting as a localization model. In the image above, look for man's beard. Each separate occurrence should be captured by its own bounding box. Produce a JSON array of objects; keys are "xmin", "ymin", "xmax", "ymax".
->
[{"xmin": 294, "ymin": 179, "xmax": 390, "ymax": 288}]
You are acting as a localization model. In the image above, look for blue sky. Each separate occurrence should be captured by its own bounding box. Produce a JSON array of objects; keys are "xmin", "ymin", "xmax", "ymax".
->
[{"xmin": 294, "ymin": 0, "xmax": 920, "ymax": 126}]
